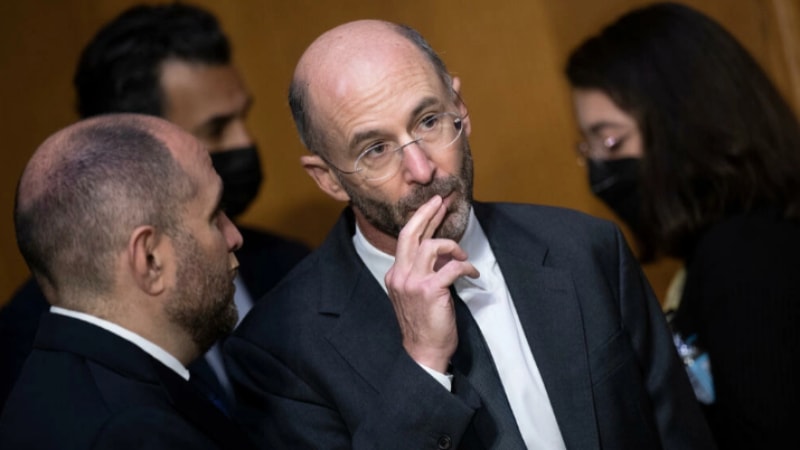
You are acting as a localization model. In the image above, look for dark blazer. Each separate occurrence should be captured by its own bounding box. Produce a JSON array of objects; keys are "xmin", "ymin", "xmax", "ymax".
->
[
  {"xmin": 236, "ymin": 225, "xmax": 311, "ymax": 302},
  {"xmin": 0, "ymin": 279, "xmax": 43, "ymax": 409},
  {"xmin": 673, "ymin": 208, "xmax": 800, "ymax": 449},
  {"xmin": 225, "ymin": 202, "xmax": 715, "ymax": 449},
  {"xmin": 0, "ymin": 312, "xmax": 256, "ymax": 449},
  {"xmin": 0, "ymin": 225, "xmax": 309, "ymax": 409}
]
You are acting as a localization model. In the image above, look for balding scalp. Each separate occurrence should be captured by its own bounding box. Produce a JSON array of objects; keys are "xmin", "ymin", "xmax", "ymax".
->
[{"xmin": 15, "ymin": 114, "xmax": 193, "ymax": 306}]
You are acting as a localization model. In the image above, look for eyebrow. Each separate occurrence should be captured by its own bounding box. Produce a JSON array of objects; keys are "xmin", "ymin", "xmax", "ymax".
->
[
  {"xmin": 347, "ymin": 96, "xmax": 442, "ymax": 151},
  {"xmin": 585, "ymin": 121, "xmax": 628, "ymax": 135},
  {"xmin": 211, "ymin": 180, "xmax": 225, "ymax": 218},
  {"xmin": 195, "ymin": 97, "xmax": 254, "ymax": 136}
]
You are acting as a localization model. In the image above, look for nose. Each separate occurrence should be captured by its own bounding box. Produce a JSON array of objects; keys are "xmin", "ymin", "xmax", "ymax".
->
[
  {"xmin": 220, "ymin": 212, "xmax": 243, "ymax": 252},
  {"xmin": 399, "ymin": 140, "xmax": 435, "ymax": 184},
  {"xmin": 220, "ymin": 118, "xmax": 253, "ymax": 151}
]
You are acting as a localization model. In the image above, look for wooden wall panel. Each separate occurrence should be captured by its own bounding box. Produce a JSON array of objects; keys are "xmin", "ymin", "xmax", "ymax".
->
[{"xmin": 1, "ymin": 0, "xmax": 797, "ymax": 305}]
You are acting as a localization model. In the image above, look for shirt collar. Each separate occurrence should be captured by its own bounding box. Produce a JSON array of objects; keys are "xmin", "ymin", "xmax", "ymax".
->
[
  {"xmin": 50, "ymin": 306, "xmax": 190, "ymax": 380},
  {"xmin": 353, "ymin": 206, "xmax": 494, "ymax": 292}
]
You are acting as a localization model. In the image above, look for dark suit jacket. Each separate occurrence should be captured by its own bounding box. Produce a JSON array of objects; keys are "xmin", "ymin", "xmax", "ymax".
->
[
  {"xmin": 0, "ymin": 312, "xmax": 256, "ymax": 449},
  {"xmin": 673, "ymin": 208, "xmax": 800, "ymax": 449},
  {"xmin": 0, "ymin": 225, "xmax": 309, "ymax": 409},
  {"xmin": 225, "ymin": 202, "xmax": 716, "ymax": 449},
  {"xmin": 236, "ymin": 226, "xmax": 311, "ymax": 302}
]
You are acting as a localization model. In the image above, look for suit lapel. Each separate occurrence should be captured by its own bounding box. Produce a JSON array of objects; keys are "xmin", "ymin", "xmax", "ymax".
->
[
  {"xmin": 319, "ymin": 204, "xmax": 603, "ymax": 448},
  {"xmin": 317, "ymin": 210, "xmax": 405, "ymax": 392},
  {"xmin": 37, "ymin": 313, "xmax": 254, "ymax": 449},
  {"xmin": 325, "ymin": 272, "xmax": 406, "ymax": 392},
  {"xmin": 152, "ymin": 361, "xmax": 256, "ymax": 449},
  {"xmin": 475, "ymin": 203, "xmax": 600, "ymax": 449}
]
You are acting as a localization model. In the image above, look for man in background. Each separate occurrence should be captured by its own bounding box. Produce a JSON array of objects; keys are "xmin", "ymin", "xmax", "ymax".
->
[
  {"xmin": 0, "ymin": 3, "xmax": 309, "ymax": 410},
  {"xmin": 0, "ymin": 113, "xmax": 255, "ymax": 449}
]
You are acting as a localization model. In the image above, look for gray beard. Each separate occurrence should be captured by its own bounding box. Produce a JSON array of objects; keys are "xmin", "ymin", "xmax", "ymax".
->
[{"xmin": 342, "ymin": 138, "xmax": 474, "ymax": 241}]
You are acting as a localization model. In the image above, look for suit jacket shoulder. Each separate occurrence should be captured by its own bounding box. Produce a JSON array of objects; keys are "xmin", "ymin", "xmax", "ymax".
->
[
  {"xmin": 0, "ymin": 278, "xmax": 48, "ymax": 408},
  {"xmin": 235, "ymin": 225, "xmax": 311, "ymax": 301},
  {"xmin": 0, "ymin": 313, "xmax": 254, "ymax": 450},
  {"xmin": 226, "ymin": 203, "xmax": 715, "ymax": 449}
]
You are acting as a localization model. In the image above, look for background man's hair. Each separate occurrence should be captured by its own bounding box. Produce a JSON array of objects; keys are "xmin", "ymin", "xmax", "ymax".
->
[
  {"xmin": 15, "ymin": 115, "xmax": 195, "ymax": 304},
  {"xmin": 74, "ymin": 3, "xmax": 230, "ymax": 119}
]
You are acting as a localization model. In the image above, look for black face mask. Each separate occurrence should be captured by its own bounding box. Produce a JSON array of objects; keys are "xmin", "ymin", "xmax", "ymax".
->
[
  {"xmin": 210, "ymin": 145, "xmax": 263, "ymax": 219},
  {"xmin": 588, "ymin": 157, "xmax": 649, "ymax": 251}
]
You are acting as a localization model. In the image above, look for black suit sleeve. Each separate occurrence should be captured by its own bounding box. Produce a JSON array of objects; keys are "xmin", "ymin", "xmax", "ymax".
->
[
  {"xmin": 0, "ymin": 278, "xmax": 49, "ymax": 408},
  {"xmin": 609, "ymin": 224, "xmax": 716, "ymax": 448},
  {"xmin": 91, "ymin": 409, "xmax": 222, "ymax": 450},
  {"xmin": 225, "ymin": 335, "xmax": 477, "ymax": 449}
]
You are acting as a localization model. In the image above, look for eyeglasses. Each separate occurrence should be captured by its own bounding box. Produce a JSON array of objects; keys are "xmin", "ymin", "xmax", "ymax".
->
[
  {"xmin": 329, "ymin": 111, "xmax": 465, "ymax": 182},
  {"xmin": 576, "ymin": 133, "xmax": 629, "ymax": 162}
]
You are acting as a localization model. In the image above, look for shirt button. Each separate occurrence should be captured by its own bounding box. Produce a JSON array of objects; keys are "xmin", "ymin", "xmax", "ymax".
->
[{"xmin": 437, "ymin": 435, "xmax": 452, "ymax": 449}]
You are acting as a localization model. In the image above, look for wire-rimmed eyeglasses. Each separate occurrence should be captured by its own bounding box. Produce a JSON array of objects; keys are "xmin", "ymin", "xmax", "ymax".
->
[
  {"xmin": 575, "ymin": 133, "xmax": 630, "ymax": 164},
  {"xmin": 326, "ymin": 111, "xmax": 466, "ymax": 183}
]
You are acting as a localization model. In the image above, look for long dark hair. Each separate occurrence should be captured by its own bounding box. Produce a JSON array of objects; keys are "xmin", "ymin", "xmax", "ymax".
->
[{"xmin": 566, "ymin": 2, "xmax": 800, "ymax": 259}]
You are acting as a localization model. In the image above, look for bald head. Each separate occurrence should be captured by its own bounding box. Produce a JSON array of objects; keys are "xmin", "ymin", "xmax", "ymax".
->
[
  {"xmin": 18, "ymin": 115, "xmax": 176, "ymax": 204},
  {"xmin": 294, "ymin": 20, "xmax": 422, "ymax": 96},
  {"xmin": 15, "ymin": 114, "xmax": 196, "ymax": 306},
  {"xmin": 289, "ymin": 20, "xmax": 452, "ymax": 156}
]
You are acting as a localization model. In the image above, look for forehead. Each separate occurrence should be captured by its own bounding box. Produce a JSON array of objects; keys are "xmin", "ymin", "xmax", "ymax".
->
[
  {"xmin": 303, "ymin": 29, "xmax": 448, "ymax": 146},
  {"xmin": 160, "ymin": 60, "xmax": 249, "ymax": 132},
  {"xmin": 161, "ymin": 125, "xmax": 220, "ymax": 193},
  {"xmin": 571, "ymin": 88, "xmax": 636, "ymax": 132}
]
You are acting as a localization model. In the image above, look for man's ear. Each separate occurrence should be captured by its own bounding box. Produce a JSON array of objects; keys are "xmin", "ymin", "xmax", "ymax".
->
[
  {"xmin": 451, "ymin": 76, "xmax": 472, "ymax": 137},
  {"xmin": 128, "ymin": 225, "xmax": 167, "ymax": 296},
  {"xmin": 300, "ymin": 154, "xmax": 351, "ymax": 202}
]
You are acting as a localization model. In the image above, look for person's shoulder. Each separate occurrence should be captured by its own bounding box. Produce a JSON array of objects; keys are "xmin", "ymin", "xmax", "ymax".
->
[
  {"xmin": 690, "ymin": 209, "xmax": 800, "ymax": 278},
  {"xmin": 477, "ymin": 201, "xmax": 627, "ymax": 268},
  {"xmin": 236, "ymin": 224, "xmax": 311, "ymax": 256},
  {"xmin": 233, "ymin": 224, "xmax": 312, "ymax": 298},
  {"xmin": 2, "ymin": 398, "xmax": 217, "ymax": 450},
  {"xmin": 0, "ymin": 348, "xmax": 112, "ymax": 448},
  {"xmin": 479, "ymin": 201, "xmax": 618, "ymax": 237},
  {"xmin": 231, "ymin": 216, "xmax": 358, "ymax": 346},
  {"xmin": 236, "ymin": 247, "xmax": 324, "ymax": 323},
  {"xmin": 0, "ymin": 277, "xmax": 48, "ymax": 322},
  {"xmin": 9, "ymin": 343, "xmax": 130, "ymax": 407},
  {"xmin": 697, "ymin": 208, "xmax": 800, "ymax": 249},
  {"xmin": 91, "ymin": 407, "xmax": 223, "ymax": 450}
]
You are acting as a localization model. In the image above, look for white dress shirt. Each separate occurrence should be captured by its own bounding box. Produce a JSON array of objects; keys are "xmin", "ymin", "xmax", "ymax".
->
[
  {"xmin": 353, "ymin": 208, "xmax": 566, "ymax": 449},
  {"xmin": 50, "ymin": 305, "xmax": 190, "ymax": 380}
]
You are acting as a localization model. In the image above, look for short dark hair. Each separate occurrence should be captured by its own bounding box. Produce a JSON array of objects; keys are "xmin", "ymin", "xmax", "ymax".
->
[
  {"xmin": 14, "ymin": 115, "xmax": 195, "ymax": 302},
  {"xmin": 288, "ymin": 22, "xmax": 454, "ymax": 156},
  {"xmin": 74, "ymin": 3, "xmax": 231, "ymax": 119},
  {"xmin": 566, "ymin": 2, "xmax": 800, "ymax": 258}
]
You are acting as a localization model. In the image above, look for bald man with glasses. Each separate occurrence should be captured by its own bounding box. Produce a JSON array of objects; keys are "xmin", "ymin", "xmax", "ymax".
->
[{"xmin": 224, "ymin": 19, "xmax": 715, "ymax": 449}]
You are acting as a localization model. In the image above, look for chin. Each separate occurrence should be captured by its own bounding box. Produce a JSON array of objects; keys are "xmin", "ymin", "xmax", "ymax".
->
[{"xmin": 434, "ymin": 202, "xmax": 470, "ymax": 241}]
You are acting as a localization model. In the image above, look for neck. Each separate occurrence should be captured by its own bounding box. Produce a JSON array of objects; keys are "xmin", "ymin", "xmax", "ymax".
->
[{"xmin": 103, "ymin": 306, "xmax": 200, "ymax": 366}]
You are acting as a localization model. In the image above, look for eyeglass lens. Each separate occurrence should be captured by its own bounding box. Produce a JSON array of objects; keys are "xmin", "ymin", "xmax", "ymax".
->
[{"xmin": 356, "ymin": 112, "xmax": 463, "ymax": 181}]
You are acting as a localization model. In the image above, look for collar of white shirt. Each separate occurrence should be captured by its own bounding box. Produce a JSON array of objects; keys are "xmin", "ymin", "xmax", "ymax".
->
[
  {"xmin": 353, "ymin": 206, "xmax": 490, "ymax": 293},
  {"xmin": 50, "ymin": 305, "xmax": 190, "ymax": 380}
]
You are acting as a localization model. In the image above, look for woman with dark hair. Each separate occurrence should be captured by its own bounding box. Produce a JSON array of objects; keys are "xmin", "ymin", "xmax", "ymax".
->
[{"xmin": 566, "ymin": 3, "xmax": 800, "ymax": 448}]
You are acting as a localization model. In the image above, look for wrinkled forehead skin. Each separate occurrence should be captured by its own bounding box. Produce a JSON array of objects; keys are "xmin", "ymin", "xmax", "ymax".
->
[{"xmin": 293, "ymin": 20, "xmax": 446, "ymax": 146}]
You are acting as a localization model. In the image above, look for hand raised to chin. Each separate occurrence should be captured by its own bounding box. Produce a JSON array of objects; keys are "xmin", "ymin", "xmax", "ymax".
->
[{"xmin": 385, "ymin": 195, "xmax": 480, "ymax": 374}]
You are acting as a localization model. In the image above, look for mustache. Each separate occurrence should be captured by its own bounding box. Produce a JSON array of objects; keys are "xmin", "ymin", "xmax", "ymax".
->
[{"xmin": 398, "ymin": 176, "xmax": 461, "ymax": 214}]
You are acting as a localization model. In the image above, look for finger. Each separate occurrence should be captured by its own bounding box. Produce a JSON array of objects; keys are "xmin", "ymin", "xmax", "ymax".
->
[
  {"xmin": 412, "ymin": 238, "xmax": 479, "ymax": 278},
  {"xmin": 420, "ymin": 201, "xmax": 447, "ymax": 241},
  {"xmin": 395, "ymin": 195, "xmax": 443, "ymax": 264},
  {"xmin": 436, "ymin": 259, "xmax": 480, "ymax": 286}
]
